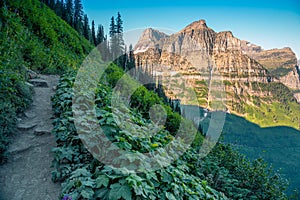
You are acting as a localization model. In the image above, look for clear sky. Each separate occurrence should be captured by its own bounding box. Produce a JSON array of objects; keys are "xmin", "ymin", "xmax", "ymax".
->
[{"xmin": 82, "ymin": 0, "xmax": 300, "ymax": 59}]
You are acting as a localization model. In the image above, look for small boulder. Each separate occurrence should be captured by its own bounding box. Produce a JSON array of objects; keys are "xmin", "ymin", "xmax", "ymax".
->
[
  {"xmin": 28, "ymin": 79, "xmax": 49, "ymax": 88},
  {"xmin": 34, "ymin": 128, "xmax": 51, "ymax": 136},
  {"xmin": 17, "ymin": 123, "xmax": 38, "ymax": 131},
  {"xmin": 27, "ymin": 68, "xmax": 38, "ymax": 79}
]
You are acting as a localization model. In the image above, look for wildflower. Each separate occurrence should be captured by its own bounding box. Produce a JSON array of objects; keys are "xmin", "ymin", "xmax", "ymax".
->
[{"xmin": 62, "ymin": 194, "xmax": 72, "ymax": 200}]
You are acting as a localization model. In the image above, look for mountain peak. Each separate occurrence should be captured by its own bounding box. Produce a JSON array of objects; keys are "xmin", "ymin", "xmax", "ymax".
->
[
  {"xmin": 190, "ymin": 19, "xmax": 208, "ymax": 28},
  {"xmin": 142, "ymin": 28, "xmax": 168, "ymax": 40},
  {"xmin": 180, "ymin": 19, "xmax": 209, "ymax": 32},
  {"xmin": 134, "ymin": 28, "xmax": 168, "ymax": 53}
]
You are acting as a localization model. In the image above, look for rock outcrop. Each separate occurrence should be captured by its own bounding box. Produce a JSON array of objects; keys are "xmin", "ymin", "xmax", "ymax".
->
[
  {"xmin": 241, "ymin": 43, "xmax": 299, "ymax": 100},
  {"xmin": 243, "ymin": 47, "xmax": 297, "ymax": 71}
]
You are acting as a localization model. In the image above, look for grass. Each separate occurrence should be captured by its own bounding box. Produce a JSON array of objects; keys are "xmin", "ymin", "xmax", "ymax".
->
[{"xmin": 244, "ymin": 101, "xmax": 300, "ymax": 129}]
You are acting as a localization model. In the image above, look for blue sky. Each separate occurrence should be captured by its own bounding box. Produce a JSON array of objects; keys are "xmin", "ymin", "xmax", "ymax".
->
[{"xmin": 82, "ymin": 0, "xmax": 300, "ymax": 59}]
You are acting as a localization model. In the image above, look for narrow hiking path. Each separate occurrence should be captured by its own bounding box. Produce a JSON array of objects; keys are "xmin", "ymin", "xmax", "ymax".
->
[{"xmin": 0, "ymin": 75, "xmax": 61, "ymax": 200}]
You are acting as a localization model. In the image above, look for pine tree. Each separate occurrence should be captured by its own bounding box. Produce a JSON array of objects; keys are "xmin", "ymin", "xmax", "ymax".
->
[
  {"xmin": 115, "ymin": 12, "xmax": 125, "ymax": 55},
  {"xmin": 109, "ymin": 16, "xmax": 116, "ymax": 38},
  {"xmin": 74, "ymin": 0, "xmax": 83, "ymax": 34},
  {"xmin": 96, "ymin": 24, "xmax": 105, "ymax": 45},
  {"xmin": 116, "ymin": 12, "xmax": 123, "ymax": 34},
  {"xmin": 128, "ymin": 44, "xmax": 135, "ymax": 71},
  {"xmin": 49, "ymin": 0, "xmax": 55, "ymax": 9},
  {"xmin": 60, "ymin": 0, "xmax": 67, "ymax": 21},
  {"xmin": 54, "ymin": 0, "xmax": 64, "ymax": 18},
  {"xmin": 83, "ymin": 14, "xmax": 89, "ymax": 40},
  {"xmin": 109, "ymin": 16, "xmax": 117, "ymax": 59},
  {"xmin": 91, "ymin": 20, "xmax": 96, "ymax": 46},
  {"xmin": 65, "ymin": 0, "xmax": 73, "ymax": 26},
  {"xmin": 97, "ymin": 35, "xmax": 110, "ymax": 62},
  {"xmin": 108, "ymin": 12, "xmax": 125, "ymax": 63}
]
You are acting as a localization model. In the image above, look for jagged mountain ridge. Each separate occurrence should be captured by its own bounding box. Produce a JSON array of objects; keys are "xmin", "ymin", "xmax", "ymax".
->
[
  {"xmin": 134, "ymin": 19, "xmax": 300, "ymax": 129},
  {"xmin": 135, "ymin": 20, "xmax": 269, "ymax": 79}
]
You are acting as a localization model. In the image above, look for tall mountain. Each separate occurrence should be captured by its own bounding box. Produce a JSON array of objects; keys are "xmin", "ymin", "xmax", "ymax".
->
[{"xmin": 134, "ymin": 19, "xmax": 300, "ymax": 129}]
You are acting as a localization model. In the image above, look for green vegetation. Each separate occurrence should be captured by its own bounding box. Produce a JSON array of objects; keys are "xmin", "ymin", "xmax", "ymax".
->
[
  {"xmin": 2, "ymin": 0, "xmax": 92, "ymax": 73},
  {"xmin": 0, "ymin": 0, "xmax": 92, "ymax": 161},
  {"xmin": 222, "ymin": 81, "xmax": 300, "ymax": 129},
  {"xmin": 182, "ymin": 105, "xmax": 300, "ymax": 196},
  {"xmin": 244, "ymin": 101, "xmax": 300, "ymax": 129},
  {"xmin": 270, "ymin": 67, "xmax": 293, "ymax": 77},
  {"xmin": 219, "ymin": 114, "xmax": 300, "ymax": 195},
  {"xmin": 244, "ymin": 82, "xmax": 300, "ymax": 129},
  {"xmin": 51, "ymin": 64, "xmax": 288, "ymax": 199},
  {"xmin": 192, "ymin": 76, "xmax": 300, "ymax": 129}
]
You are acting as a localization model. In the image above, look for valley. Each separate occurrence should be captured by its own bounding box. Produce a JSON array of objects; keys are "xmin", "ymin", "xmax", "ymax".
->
[{"xmin": 181, "ymin": 104, "xmax": 300, "ymax": 195}]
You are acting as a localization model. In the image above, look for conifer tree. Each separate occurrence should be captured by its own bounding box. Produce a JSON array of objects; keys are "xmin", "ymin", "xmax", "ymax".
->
[
  {"xmin": 60, "ymin": 0, "xmax": 66, "ymax": 21},
  {"xmin": 54, "ymin": 0, "xmax": 64, "ymax": 18},
  {"xmin": 109, "ymin": 16, "xmax": 117, "ymax": 59},
  {"xmin": 83, "ymin": 14, "xmax": 90, "ymax": 40},
  {"xmin": 109, "ymin": 12, "xmax": 125, "ymax": 62},
  {"xmin": 91, "ymin": 20, "xmax": 96, "ymax": 46},
  {"xmin": 115, "ymin": 12, "xmax": 125, "ymax": 55},
  {"xmin": 116, "ymin": 12, "xmax": 123, "ymax": 34},
  {"xmin": 48, "ymin": 0, "xmax": 55, "ymax": 9},
  {"xmin": 128, "ymin": 44, "xmax": 135, "ymax": 70},
  {"xmin": 74, "ymin": 0, "xmax": 83, "ymax": 34},
  {"xmin": 96, "ymin": 24, "xmax": 105, "ymax": 45},
  {"xmin": 65, "ymin": 0, "xmax": 73, "ymax": 26},
  {"xmin": 97, "ymin": 35, "xmax": 110, "ymax": 61}
]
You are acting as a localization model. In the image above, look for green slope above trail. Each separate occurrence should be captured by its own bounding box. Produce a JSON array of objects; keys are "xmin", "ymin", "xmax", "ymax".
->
[
  {"xmin": 1, "ymin": 0, "xmax": 93, "ymax": 74},
  {"xmin": 0, "ymin": 0, "xmax": 93, "ymax": 162}
]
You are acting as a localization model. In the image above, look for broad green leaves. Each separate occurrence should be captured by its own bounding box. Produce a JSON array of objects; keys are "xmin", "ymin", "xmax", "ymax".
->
[
  {"xmin": 52, "ymin": 66, "xmax": 288, "ymax": 200},
  {"xmin": 109, "ymin": 183, "xmax": 132, "ymax": 200},
  {"xmin": 96, "ymin": 175, "xmax": 110, "ymax": 188}
]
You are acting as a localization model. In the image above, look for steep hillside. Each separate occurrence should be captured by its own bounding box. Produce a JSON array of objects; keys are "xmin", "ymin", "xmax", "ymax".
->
[
  {"xmin": 134, "ymin": 20, "xmax": 300, "ymax": 129},
  {"xmin": 0, "ymin": 0, "xmax": 92, "ymax": 161},
  {"xmin": 2, "ymin": 0, "xmax": 92, "ymax": 73}
]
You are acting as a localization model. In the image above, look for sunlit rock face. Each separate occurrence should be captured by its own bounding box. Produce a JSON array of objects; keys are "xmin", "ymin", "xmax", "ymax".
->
[{"xmin": 133, "ymin": 20, "xmax": 300, "ymax": 127}]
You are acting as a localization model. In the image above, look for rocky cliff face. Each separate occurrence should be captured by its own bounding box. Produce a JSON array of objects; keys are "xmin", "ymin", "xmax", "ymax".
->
[
  {"xmin": 134, "ymin": 20, "xmax": 271, "ymax": 105},
  {"xmin": 133, "ymin": 19, "xmax": 300, "ymax": 128},
  {"xmin": 243, "ymin": 47, "xmax": 297, "ymax": 71},
  {"xmin": 135, "ymin": 20, "xmax": 268, "ymax": 80},
  {"xmin": 134, "ymin": 21, "xmax": 299, "ymax": 86},
  {"xmin": 241, "ymin": 43, "xmax": 300, "ymax": 100}
]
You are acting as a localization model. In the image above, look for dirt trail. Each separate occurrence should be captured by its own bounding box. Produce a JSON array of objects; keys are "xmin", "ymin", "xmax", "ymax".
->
[{"xmin": 0, "ymin": 75, "xmax": 61, "ymax": 200}]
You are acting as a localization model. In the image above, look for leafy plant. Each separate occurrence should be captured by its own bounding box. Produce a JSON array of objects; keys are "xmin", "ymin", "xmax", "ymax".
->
[{"xmin": 51, "ymin": 64, "xmax": 288, "ymax": 199}]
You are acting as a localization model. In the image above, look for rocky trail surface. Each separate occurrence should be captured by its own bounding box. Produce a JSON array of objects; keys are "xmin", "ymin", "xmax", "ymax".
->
[{"xmin": 0, "ymin": 75, "xmax": 61, "ymax": 200}]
